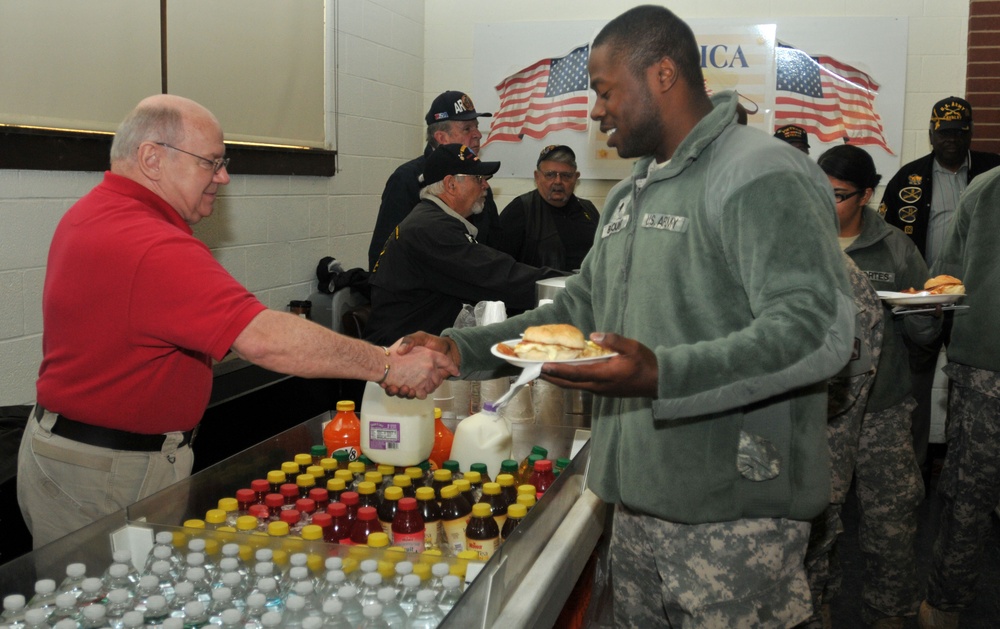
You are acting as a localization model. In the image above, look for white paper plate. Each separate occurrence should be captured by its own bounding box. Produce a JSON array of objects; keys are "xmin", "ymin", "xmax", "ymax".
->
[
  {"xmin": 490, "ymin": 339, "xmax": 617, "ymax": 369},
  {"xmin": 877, "ymin": 291, "xmax": 964, "ymax": 306}
]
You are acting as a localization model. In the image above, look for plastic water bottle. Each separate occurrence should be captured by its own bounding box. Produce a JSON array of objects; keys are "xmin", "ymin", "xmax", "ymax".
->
[
  {"xmin": 259, "ymin": 610, "xmax": 283, "ymax": 628},
  {"xmin": 142, "ymin": 594, "xmax": 171, "ymax": 626},
  {"xmin": 316, "ymin": 569, "xmax": 346, "ymax": 601},
  {"xmin": 21, "ymin": 608, "xmax": 51, "ymax": 629},
  {"xmin": 57, "ymin": 563, "xmax": 88, "ymax": 600},
  {"xmin": 180, "ymin": 600, "xmax": 210, "ymax": 628},
  {"xmin": 357, "ymin": 573, "xmax": 383, "ymax": 608},
  {"xmin": 104, "ymin": 588, "xmax": 133, "ymax": 629},
  {"xmin": 79, "ymin": 603, "xmax": 108, "ymax": 629},
  {"xmin": 396, "ymin": 574, "xmax": 421, "ymax": 617},
  {"xmin": 280, "ymin": 595, "xmax": 309, "ymax": 629},
  {"xmin": 46, "ymin": 593, "xmax": 80, "ymax": 626},
  {"xmin": 207, "ymin": 587, "xmax": 236, "ymax": 624},
  {"xmin": 132, "ymin": 575, "xmax": 161, "ymax": 614},
  {"xmin": 436, "ymin": 575, "xmax": 462, "ymax": 615},
  {"xmin": 356, "ymin": 603, "xmax": 389, "ymax": 629},
  {"xmin": 319, "ymin": 599, "xmax": 351, "ymax": 629},
  {"xmin": 27, "ymin": 579, "xmax": 58, "ymax": 616},
  {"xmin": 217, "ymin": 608, "xmax": 244, "ymax": 629},
  {"xmin": 242, "ymin": 593, "xmax": 268, "ymax": 629},
  {"xmin": 334, "ymin": 586, "xmax": 363, "ymax": 628},
  {"xmin": 248, "ymin": 577, "xmax": 282, "ymax": 612},
  {"xmin": 375, "ymin": 588, "xmax": 406, "ymax": 629},
  {"xmin": 51, "ymin": 620, "xmax": 77, "ymax": 629},
  {"xmin": 120, "ymin": 610, "xmax": 145, "ymax": 629},
  {"xmin": 143, "ymin": 532, "xmax": 181, "ymax": 576},
  {"xmin": 406, "ymin": 590, "xmax": 444, "ymax": 629},
  {"xmin": 2, "ymin": 594, "xmax": 27, "ymax": 628},
  {"xmin": 102, "ymin": 563, "xmax": 135, "ymax": 597},
  {"xmin": 150, "ymin": 560, "xmax": 177, "ymax": 601},
  {"xmin": 169, "ymin": 581, "xmax": 197, "ymax": 616}
]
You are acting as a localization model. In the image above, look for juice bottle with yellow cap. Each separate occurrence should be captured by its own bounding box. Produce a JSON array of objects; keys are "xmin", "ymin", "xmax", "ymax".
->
[
  {"xmin": 378, "ymin": 486, "xmax": 403, "ymax": 536},
  {"xmin": 501, "ymin": 503, "xmax": 527, "ymax": 542},
  {"xmin": 415, "ymin": 487, "xmax": 443, "ymax": 551},
  {"xmin": 439, "ymin": 485, "xmax": 471, "ymax": 555}
]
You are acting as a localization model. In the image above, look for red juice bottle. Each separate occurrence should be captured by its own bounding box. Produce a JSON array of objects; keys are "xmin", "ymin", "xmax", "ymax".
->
[
  {"xmin": 280, "ymin": 483, "xmax": 299, "ymax": 509},
  {"xmin": 311, "ymin": 512, "xmax": 333, "ymax": 542},
  {"xmin": 235, "ymin": 489, "xmax": 256, "ymax": 516},
  {"xmin": 349, "ymin": 506, "xmax": 381, "ymax": 545},
  {"xmin": 250, "ymin": 479, "xmax": 270, "ymax": 505},
  {"xmin": 264, "ymin": 493, "xmax": 284, "ymax": 521},
  {"xmin": 326, "ymin": 502, "xmax": 352, "ymax": 544},
  {"xmin": 392, "ymin": 497, "xmax": 425, "ymax": 553},
  {"xmin": 308, "ymin": 488, "xmax": 330, "ymax": 512},
  {"xmin": 339, "ymin": 491, "xmax": 359, "ymax": 525},
  {"xmin": 529, "ymin": 459, "xmax": 556, "ymax": 499}
]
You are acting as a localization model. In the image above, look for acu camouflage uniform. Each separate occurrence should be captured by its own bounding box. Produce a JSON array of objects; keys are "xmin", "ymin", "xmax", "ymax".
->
[{"xmin": 802, "ymin": 256, "xmax": 925, "ymax": 627}]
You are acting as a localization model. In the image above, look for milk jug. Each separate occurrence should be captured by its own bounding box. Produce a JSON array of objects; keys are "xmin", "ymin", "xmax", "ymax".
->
[
  {"xmin": 450, "ymin": 402, "xmax": 512, "ymax": 478},
  {"xmin": 360, "ymin": 381, "xmax": 435, "ymax": 467}
]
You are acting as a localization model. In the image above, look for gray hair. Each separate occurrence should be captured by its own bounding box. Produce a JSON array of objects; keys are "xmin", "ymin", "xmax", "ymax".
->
[
  {"xmin": 420, "ymin": 181, "xmax": 447, "ymax": 198},
  {"xmin": 109, "ymin": 102, "xmax": 184, "ymax": 164},
  {"xmin": 426, "ymin": 120, "xmax": 456, "ymax": 148},
  {"xmin": 538, "ymin": 148, "xmax": 577, "ymax": 170}
]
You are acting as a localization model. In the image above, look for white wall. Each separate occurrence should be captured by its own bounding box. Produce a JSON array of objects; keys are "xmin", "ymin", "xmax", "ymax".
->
[
  {"xmin": 0, "ymin": 0, "xmax": 972, "ymax": 407},
  {"xmin": 0, "ymin": 0, "xmax": 426, "ymax": 407}
]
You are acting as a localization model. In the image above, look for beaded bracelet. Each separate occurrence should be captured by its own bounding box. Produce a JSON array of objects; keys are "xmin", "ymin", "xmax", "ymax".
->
[{"xmin": 375, "ymin": 346, "xmax": 391, "ymax": 384}]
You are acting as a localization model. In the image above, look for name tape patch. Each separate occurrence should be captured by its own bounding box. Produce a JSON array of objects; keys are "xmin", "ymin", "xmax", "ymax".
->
[{"xmin": 641, "ymin": 213, "xmax": 689, "ymax": 232}]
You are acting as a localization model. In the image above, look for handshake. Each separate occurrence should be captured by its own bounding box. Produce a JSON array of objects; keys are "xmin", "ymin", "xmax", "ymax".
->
[{"xmin": 379, "ymin": 333, "xmax": 462, "ymax": 399}]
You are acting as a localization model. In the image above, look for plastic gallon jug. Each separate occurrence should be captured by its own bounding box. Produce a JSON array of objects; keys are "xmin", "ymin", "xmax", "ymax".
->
[
  {"xmin": 360, "ymin": 381, "xmax": 435, "ymax": 467},
  {"xmin": 449, "ymin": 402, "xmax": 512, "ymax": 479}
]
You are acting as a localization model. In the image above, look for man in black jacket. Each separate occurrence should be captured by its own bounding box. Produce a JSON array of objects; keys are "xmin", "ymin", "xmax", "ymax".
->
[
  {"xmin": 879, "ymin": 96, "xmax": 1000, "ymax": 478},
  {"xmin": 365, "ymin": 144, "xmax": 562, "ymax": 346},
  {"xmin": 498, "ymin": 145, "xmax": 600, "ymax": 271},
  {"xmin": 367, "ymin": 91, "xmax": 503, "ymax": 269}
]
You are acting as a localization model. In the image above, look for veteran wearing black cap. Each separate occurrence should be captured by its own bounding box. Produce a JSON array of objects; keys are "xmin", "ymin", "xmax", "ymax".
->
[
  {"xmin": 364, "ymin": 144, "xmax": 564, "ymax": 346},
  {"xmin": 773, "ymin": 124, "xmax": 811, "ymax": 154},
  {"xmin": 498, "ymin": 145, "xmax": 600, "ymax": 271},
  {"xmin": 367, "ymin": 90, "xmax": 503, "ymax": 270},
  {"xmin": 879, "ymin": 96, "xmax": 1000, "ymax": 478}
]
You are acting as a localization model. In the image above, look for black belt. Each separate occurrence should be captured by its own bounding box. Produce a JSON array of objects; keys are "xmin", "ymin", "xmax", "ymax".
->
[{"xmin": 37, "ymin": 409, "xmax": 197, "ymax": 451}]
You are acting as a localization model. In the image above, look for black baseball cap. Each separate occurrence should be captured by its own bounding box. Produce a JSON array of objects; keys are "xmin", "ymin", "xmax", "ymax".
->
[
  {"xmin": 425, "ymin": 91, "xmax": 493, "ymax": 126},
  {"xmin": 536, "ymin": 144, "xmax": 576, "ymax": 168},
  {"xmin": 422, "ymin": 144, "xmax": 501, "ymax": 186},
  {"xmin": 773, "ymin": 125, "xmax": 810, "ymax": 147},
  {"xmin": 930, "ymin": 96, "xmax": 972, "ymax": 131}
]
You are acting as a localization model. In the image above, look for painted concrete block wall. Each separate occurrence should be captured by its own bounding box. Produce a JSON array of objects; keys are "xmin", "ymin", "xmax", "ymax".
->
[{"xmin": 0, "ymin": 0, "xmax": 426, "ymax": 406}]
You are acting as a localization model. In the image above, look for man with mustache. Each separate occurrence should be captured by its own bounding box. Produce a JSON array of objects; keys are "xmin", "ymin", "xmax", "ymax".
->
[{"xmin": 498, "ymin": 145, "xmax": 599, "ymax": 272}]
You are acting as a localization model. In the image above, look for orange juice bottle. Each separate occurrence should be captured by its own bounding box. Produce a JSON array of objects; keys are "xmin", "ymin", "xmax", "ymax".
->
[
  {"xmin": 324, "ymin": 401, "xmax": 361, "ymax": 462},
  {"xmin": 428, "ymin": 408, "xmax": 454, "ymax": 469}
]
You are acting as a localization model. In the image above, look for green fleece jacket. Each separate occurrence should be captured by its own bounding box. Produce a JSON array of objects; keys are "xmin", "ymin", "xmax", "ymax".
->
[
  {"xmin": 933, "ymin": 166, "xmax": 1000, "ymax": 372},
  {"xmin": 445, "ymin": 91, "xmax": 855, "ymax": 524},
  {"xmin": 844, "ymin": 206, "xmax": 935, "ymax": 412}
]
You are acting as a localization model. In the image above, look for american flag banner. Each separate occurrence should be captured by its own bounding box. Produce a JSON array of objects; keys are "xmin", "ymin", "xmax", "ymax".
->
[
  {"xmin": 775, "ymin": 44, "xmax": 894, "ymax": 154},
  {"xmin": 483, "ymin": 44, "xmax": 590, "ymax": 147}
]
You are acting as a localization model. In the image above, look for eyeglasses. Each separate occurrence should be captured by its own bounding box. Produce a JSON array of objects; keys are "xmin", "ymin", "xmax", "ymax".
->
[
  {"xmin": 833, "ymin": 190, "xmax": 862, "ymax": 203},
  {"xmin": 455, "ymin": 174, "xmax": 490, "ymax": 184},
  {"xmin": 156, "ymin": 142, "xmax": 230, "ymax": 173},
  {"xmin": 540, "ymin": 171, "xmax": 577, "ymax": 182}
]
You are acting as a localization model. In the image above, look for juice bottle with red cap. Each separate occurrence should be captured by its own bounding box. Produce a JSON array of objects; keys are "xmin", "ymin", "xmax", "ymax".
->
[
  {"xmin": 392, "ymin": 497, "xmax": 426, "ymax": 553},
  {"xmin": 349, "ymin": 506, "xmax": 382, "ymax": 545}
]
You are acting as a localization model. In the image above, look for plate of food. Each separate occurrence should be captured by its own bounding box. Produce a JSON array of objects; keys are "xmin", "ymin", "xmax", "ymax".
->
[
  {"xmin": 878, "ymin": 274, "xmax": 966, "ymax": 306},
  {"xmin": 491, "ymin": 324, "xmax": 617, "ymax": 368}
]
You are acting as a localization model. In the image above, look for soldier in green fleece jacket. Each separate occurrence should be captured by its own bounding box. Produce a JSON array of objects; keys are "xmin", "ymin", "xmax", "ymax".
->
[
  {"xmin": 392, "ymin": 6, "xmax": 855, "ymax": 627},
  {"xmin": 919, "ymin": 165, "xmax": 1000, "ymax": 629}
]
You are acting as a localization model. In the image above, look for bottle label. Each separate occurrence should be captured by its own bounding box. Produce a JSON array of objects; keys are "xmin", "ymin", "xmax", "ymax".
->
[
  {"xmin": 493, "ymin": 514, "xmax": 507, "ymax": 530},
  {"xmin": 380, "ymin": 520, "xmax": 393, "ymax": 537},
  {"xmin": 367, "ymin": 422, "xmax": 401, "ymax": 450},
  {"xmin": 424, "ymin": 520, "xmax": 444, "ymax": 551},
  {"xmin": 393, "ymin": 530, "xmax": 426, "ymax": 553},
  {"xmin": 466, "ymin": 535, "xmax": 499, "ymax": 561},
  {"xmin": 442, "ymin": 516, "xmax": 468, "ymax": 554},
  {"xmin": 331, "ymin": 445, "xmax": 359, "ymax": 461}
]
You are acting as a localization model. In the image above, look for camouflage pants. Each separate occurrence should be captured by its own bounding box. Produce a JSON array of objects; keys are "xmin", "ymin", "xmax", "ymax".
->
[
  {"xmin": 803, "ymin": 399, "xmax": 923, "ymax": 625},
  {"xmin": 611, "ymin": 504, "xmax": 812, "ymax": 628},
  {"xmin": 927, "ymin": 369, "xmax": 1000, "ymax": 612}
]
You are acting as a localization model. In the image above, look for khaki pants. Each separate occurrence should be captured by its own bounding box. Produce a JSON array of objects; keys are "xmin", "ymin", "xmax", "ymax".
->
[{"xmin": 17, "ymin": 407, "xmax": 194, "ymax": 548}]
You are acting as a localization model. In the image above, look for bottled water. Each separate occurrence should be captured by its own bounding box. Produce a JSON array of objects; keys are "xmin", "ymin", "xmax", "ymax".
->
[
  {"xmin": 132, "ymin": 575, "xmax": 162, "ymax": 614},
  {"xmin": 77, "ymin": 578, "xmax": 105, "ymax": 608},
  {"xmin": 179, "ymin": 568, "xmax": 212, "ymax": 604},
  {"xmin": 206, "ymin": 587, "xmax": 235, "ymax": 624},
  {"xmin": 79, "ymin": 603, "xmax": 107, "ymax": 629},
  {"xmin": 161, "ymin": 617, "xmax": 183, "ymax": 629},
  {"xmin": 324, "ymin": 557, "xmax": 343, "ymax": 573},
  {"xmin": 396, "ymin": 574, "xmax": 421, "ymax": 616},
  {"xmin": 406, "ymin": 590, "xmax": 444, "ymax": 629},
  {"xmin": 102, "ymin": 564, "xmax": 135, "ymax": 597},
  {"xmin": 51, "ymin": 620, "xmax": 76, "ymax": 629},
  {"xmin": 356, "ymin": 603, "xmax": 389, "ymax": 629},
  {"xmin": 169, "ymin": 582, "xmax": 197, "ymax": 616},
  {"xmin": 27, "ymin": 579, "xmax": 58, "ymax": 615},
  {"xmin": 319, "ymin": 599, "xmax": 351, "ymax": 629},
  {"xmin": 316, "ymin": 570, "xmax": 346, "ymax": 601},
  {"xmin": 427, "ymin": 563, "xmax": 449, "ymax": 596},
  {"xmin": 281, "ymin": 566, "xmax": 312, "ymax": 599},
  {"xmin": 217, "ymin": 608, "xmax": 244, "ymax": 628},
  {"xmin": 280, "ymin": 595, "xmax": 309, "ymax": 629},
  {"xmin": 46, "ymin": 593, "xmax": 80, "ymax": 626},
  {"xmin": 334, "ymin": 586, "xmax": 363, "ymax": 628},
  {"xmin": 57, "ymin": 563, "xmax": 88, "ymax": 600},
  {"xmin": 242, "ymin": 593, "xmax": 268, "ymax": 629},
  {"xmin": 390, "ymin": 561, "xmax": 413, "ymax": 592},
  {"xmin": 290, "ymin": 581, "xmax": 321, "ymax": 614},
  {"xmin": 375, "ymin": 588, "xmax": 406, "ymax": 629},
  {"xmin": 104, "ymin": 588, "xmax": 133, "ymax": 629},
  {"xmin": 142, "ymin": 594, "xmax": 171, "ymax": 626},
  {"xmin": 150, "ymin": 560, "xmax": 177, "ymax": 601},
  {"xmin": 2, "ymin": 594, "xmax": 27, "ymax": 628},
  {"xmin": 357, "ymin": 573, "xmax": 383, "ymax": 608},
  {"xmin": 248, "ymin": 577, "xmax": 282, "ymax": 612},
  {"xmin": 180, "ymin": 600, "xmax": 209, "ymax": 628},
  {"xmin": 436, "ymin": 575, "xmax": 462, "ymax": 615},
  {"xmin": 21, "ymin": 608, "xmax": 51, "ymax": 629},
  {"xmin": 219, "ymin": 572, "xmax": 246, "ymax": 605},
  {"xmin": 120, "ymin": 610, "xmax": 145, "ymax": 629},
  {"xmin": 259, "ymin": 610, "xmax": 283, "ymax": 628},
  {"xmin": 143, "ymin": 532, "xmax": 181, "ymax": 577},
  {"xmin": 105, "ymin": 550, "xmax": 139, "ymax": 587}
]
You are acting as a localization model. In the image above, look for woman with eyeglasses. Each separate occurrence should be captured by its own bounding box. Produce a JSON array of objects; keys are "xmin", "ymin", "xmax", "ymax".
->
[{"xmin": 806, "ymin": 144, "xmax": 940, "ymax": 627}]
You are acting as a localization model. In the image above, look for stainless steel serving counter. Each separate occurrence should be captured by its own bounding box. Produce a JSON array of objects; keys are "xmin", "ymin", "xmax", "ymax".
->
[{"xmin": 0, "ymin": 412, "xmax": 606, "ymax": 628}]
